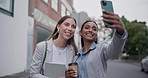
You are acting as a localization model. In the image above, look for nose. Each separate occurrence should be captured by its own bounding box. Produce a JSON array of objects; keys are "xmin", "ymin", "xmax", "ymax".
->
[
  {"xmin": 89, "ymin": 28, "xmax": 93, "ymax": 32},
  {"xmin": 67, "ymin": 26, "xmax": 72, "ymax": 31}
]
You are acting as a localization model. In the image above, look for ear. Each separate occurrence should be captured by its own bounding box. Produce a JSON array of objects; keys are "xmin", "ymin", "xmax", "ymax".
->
[
  {"xmin": 79, "ymin": 31, "xmax": 82, "ymax": 36},
  {"xmin": 57, "ymin": 25, "xmax": 60, "ymax": 31}
]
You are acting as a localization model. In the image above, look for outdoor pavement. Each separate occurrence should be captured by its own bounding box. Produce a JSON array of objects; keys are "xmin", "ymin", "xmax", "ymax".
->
[
  {"xmin": 0, "ymin": 70, "xmax": 29, "ymax": 78},
  {"xmin": 0, "ymin": 60, "xmax": 141, "ymax": 78},
  {"xmin": 118, "ymin": 59, "xmax": 141, "ymax": 66}
]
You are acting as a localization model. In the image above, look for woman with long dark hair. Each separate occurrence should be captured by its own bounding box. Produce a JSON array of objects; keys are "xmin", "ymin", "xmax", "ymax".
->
[{"xmin": 67, "ymin": 10, "xmax": 128, "ymax": 78}]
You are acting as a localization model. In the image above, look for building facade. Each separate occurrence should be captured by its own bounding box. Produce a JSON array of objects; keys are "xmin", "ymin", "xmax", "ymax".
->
[
  {"xmin": 0, "ymin": 0, "xmax": 28, "ymax": 76},
  {"xmin": 0, "ymin": 0, "xmax": 74, "ymax": 77}
]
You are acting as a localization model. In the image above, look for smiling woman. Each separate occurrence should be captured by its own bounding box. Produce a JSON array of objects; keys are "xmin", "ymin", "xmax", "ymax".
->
[
  {"xmin": 29, "ymin": 15, "xmax": 78, "ymax": 78},
  {"xmin": 66, "ymin": 10, "xmax": 128, "ymax": 77},
  {"xmin": 80, "ymin": 20, "xmax": 98, "ymax": 48}
]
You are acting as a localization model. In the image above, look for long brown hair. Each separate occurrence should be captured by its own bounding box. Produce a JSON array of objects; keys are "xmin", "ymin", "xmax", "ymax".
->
[{"xmin": 47, "ymin": 15, "xmax": 78, "ymax": 54}]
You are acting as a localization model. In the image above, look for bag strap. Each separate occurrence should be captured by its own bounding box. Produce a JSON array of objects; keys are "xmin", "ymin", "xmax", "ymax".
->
[{"xmin": 40, "ymin": 41, "xmax": 48, "ymax": 75}]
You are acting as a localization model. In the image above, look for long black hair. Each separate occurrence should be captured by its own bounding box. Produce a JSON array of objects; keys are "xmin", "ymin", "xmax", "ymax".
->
[{"xmin": 80, "ymin": 20, "xmax": 98, "ymax": 47}]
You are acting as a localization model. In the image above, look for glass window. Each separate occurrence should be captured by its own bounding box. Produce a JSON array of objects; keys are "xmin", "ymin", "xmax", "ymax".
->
[
  {"xmin": 43, "ymin": 0, "xmax": 48, "ymax": 4},
  {"xmin": 61, "ymin": 3, "xmax": 71, "ymax": 16},
  {"xmin": 61, "ymin": 4, "xmax": 66, "ymax": 17},
  {"xmin": 37, "ymin": 26, "xmax": 51, "ymax": 43},
  {"xmin": 51, "ymin": 0, "xmax": 58, "ymax": 11},
  {"xmin": 0, "ymin": 0, "xmax": 14, "ymax": 16},
  {"xmin": 66, "ymin": 10, "xmax": 70, "ymax": 16}
]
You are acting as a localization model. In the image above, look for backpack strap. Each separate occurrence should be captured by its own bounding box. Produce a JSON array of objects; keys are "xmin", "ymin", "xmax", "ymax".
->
[{"xmin": 40, "ymin": 41, "xmax": 48, "ymax": 75}]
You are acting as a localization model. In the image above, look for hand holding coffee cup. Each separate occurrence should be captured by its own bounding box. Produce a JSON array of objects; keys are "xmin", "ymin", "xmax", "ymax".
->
[{"xmin": 68, "ymin": 62, "xmax": 78, "ymax": 78}]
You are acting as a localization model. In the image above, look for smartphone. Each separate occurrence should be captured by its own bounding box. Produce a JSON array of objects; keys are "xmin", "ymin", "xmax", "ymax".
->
[{"xmin": 100, "ymin": 0, "xmax": 114, "ymax": 26}]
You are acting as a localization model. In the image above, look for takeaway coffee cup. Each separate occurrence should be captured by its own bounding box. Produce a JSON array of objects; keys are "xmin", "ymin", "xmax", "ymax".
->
[{"xmin": 68, "ymin": 62, "xmax": 78, "ymax": 77}]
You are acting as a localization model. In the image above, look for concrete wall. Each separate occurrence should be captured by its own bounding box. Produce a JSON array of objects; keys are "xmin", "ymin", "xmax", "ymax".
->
[{"xmin": 0, "ymin": 0, "xmax": 28, "ymax": 76}]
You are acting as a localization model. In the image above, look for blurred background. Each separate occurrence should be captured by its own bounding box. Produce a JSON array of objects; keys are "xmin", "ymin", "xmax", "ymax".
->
[{"xmin": 0, "ymin": 0, "xmax": 147, "ymax": 77}]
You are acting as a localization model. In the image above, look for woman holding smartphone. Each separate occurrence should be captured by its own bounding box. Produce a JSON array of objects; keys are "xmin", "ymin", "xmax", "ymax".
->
[{"xmin": 67, "ymin": 10, "xmax": 128, "ymax": 78}]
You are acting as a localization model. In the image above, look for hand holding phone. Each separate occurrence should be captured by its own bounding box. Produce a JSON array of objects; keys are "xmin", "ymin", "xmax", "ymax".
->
[
  {"xmin": 100, "ymin": 0, "xmax": 114, "ymax": 26},
  {"xmin": 101, "ymin": 0, "xmax": 125, "ymax": 35}
]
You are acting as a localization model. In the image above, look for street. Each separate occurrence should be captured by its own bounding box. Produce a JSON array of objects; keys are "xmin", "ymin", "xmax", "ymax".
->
[
  {"xmin": 1, "ymin": 60, "xmax": 148, "ymax": 78},
  {"xmin": 107, "ymin": 60, "xmax": 148, "ymax": 78}
]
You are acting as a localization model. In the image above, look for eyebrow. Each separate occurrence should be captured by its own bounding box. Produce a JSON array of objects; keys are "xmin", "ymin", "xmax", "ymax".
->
[
  {"xmin": 92, "ymin": 26, "xmax": 97, "ymax": 28},
  {"xmin": 64, "ymin": 21, "xmax": 76, "ymax": 26},
  {"xmin": 85, "ymin": 24, "xmax": 97, "ymax": 27}
]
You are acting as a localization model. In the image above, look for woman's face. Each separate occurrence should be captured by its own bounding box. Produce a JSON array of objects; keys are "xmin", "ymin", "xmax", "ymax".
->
[
  {"xmin": 57, "ymin": 18, "xmax": 76, "ymax": 40},
  {"xmin": 80, "ymin": 21, "xmax": 98, "ymax": 42}
]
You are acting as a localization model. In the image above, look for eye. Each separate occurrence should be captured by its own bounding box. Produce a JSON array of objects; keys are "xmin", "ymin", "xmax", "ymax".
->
[
  {"xmin": 84, "ymin": 25, "xmax": 89, "ymax": 29},
  {"xmin": 64, "ymin": 23, "xmax": 70, "ymax": 26},
  {"xmin": 93, "ymin": 28, "xmax": 97, "ymax": 31},
  {"xmin": 92, "ymin": 26, "xmax": 97, "ymax": 31},
  {"xmin": 72, "ymin": 25, "xmax": 76, "ymax": 29}
]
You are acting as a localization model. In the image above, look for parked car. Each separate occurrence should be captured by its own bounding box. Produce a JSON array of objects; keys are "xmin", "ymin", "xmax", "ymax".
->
[{"xmin": 141, "ymin": 56, "xmax": 148, "ymax": 73}]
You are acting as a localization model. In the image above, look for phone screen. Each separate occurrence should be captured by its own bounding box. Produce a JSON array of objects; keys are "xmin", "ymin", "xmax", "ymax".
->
[{"xmin": 100, "ymin": 0, "xmax": 114, "ymax": 26}]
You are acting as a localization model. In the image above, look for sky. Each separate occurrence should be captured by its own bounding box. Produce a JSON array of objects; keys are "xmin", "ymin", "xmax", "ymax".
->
[{"xmin": 73, "ymin": 0, "xmax": 148, "ymax": 26}]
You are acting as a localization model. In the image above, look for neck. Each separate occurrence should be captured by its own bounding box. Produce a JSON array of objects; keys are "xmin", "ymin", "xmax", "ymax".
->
[
  {"xmin": 53, "ymin": 38, "xmax": 67, "ymax": 48},
  {"xmin": 83, "ymin": 41, "xmax": 92, "ymax": 53}
]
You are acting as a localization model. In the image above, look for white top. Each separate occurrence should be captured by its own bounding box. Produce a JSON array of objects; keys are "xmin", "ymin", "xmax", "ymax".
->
[
  {"xmin": 52, "ymin": 43, "xmax": 67, "ymax": 66},
  {"xmin": 30, "ymin": 39, "xmax": 75, "ymax": 78}
]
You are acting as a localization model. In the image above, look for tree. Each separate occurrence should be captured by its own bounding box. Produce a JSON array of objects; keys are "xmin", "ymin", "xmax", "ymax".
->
[{"xmin": 121, "ymin": 16, "xmax": 148, "ymax": 60}]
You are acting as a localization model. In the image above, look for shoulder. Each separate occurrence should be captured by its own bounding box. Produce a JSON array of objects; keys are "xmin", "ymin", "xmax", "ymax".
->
[
  {"xmin": 67, "ymin": 44, "xmax": 75, "ymax": 55},
  {"xmin": 36, "ymin": 40, "xmax": 52, "ymax": 47},
  {"xmin": 96, "ymin": 40, "xmax": 112, "ymax": 52},
  {"xmin": 36, "ymin": 41, "xmax": 46, "ymax": 48},
  {"xmin": 67, "ymin": 44, "xmax": 74, "ymax": 50},
  {"xmin": 97, "ymin": 40, "xmax": 109, "ymax": 47},
  {"xmin": 35, "ymin": 41, "xmax": 50, "ymax": 52}
]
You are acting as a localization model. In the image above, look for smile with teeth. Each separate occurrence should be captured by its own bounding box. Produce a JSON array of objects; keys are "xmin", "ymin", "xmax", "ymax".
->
[
  {"xmin": 86, "ymin": 33, "xmax": 93, "ymax": 37},
  {"xmin": 65, "ymin": 32, "xmax": 72, "ymax": 36}
]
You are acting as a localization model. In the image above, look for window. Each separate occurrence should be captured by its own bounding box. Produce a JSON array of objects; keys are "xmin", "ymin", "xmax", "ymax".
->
[
  {"xmin": 0, "ymin": 0, "xmax": 14, "ymax": 16},
  {"xmin": 43, "ymin": 0, "xmax": 48, "ymax": 4},
  {"xmin": 37, "ymin": 26, "xmax": 51, "ymax": 43},
  {"xmin": 51, "ymin": 0, "xmax": 58, "ymax": 12},
  {"xmin": 61, "ymin": 4, "xmax": 66, "ymax": 17},
  {"xmin": 61, "ymin": 3, "xmax": 71, "ymax": 16},
  {"xmin": 66, "ymin": 10, "xmax": 70, "ymax": 16}
]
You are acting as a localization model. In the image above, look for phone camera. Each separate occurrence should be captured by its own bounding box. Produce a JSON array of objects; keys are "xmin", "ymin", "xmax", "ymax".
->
[{"xmin": 102, "ymin": 1, "xmax": 107, "ymax": 6}]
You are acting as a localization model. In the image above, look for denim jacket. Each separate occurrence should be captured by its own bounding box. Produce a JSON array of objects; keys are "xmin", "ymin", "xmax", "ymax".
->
[{"xmin": 76, "ymin": 30, "xmax": 128, "ymax": 78}]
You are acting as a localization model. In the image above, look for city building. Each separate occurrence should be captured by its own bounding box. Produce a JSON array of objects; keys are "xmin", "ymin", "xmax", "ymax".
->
[
  {"xmin": 0, "ymin": 0, "xmax": 28, "ymax": 76},
  {"xmin": 0, "ymin": 0, "xmax": 75, "ymax": 77}
]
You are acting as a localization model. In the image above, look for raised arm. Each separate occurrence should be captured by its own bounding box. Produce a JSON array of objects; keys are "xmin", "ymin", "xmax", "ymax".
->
[{"xmin": 102, "ymin": 10, "xmax": 128, "ymax": 60}]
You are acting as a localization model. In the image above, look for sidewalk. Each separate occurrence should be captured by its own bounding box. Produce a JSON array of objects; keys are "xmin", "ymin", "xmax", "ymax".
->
[
  {"xmin": 1, "ymin": 60, "xmax": 141, "ymax": 78},
  {"xmin": 0, "ymin": 70, "xmax": 29, "ymax": 78}
]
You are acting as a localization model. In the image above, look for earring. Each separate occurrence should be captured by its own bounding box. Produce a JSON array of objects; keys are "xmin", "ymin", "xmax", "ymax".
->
[{"xmin": 58, "ymin": 29, "xmax": 59, "ymax": 32}]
